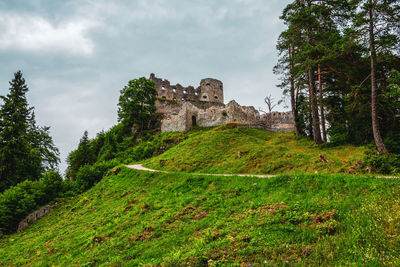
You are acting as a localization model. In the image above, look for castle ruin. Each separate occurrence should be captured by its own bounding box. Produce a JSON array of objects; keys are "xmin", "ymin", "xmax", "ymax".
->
[{"xmin": 149, "ymin": 73, "xmax": 294, "ymax": 133}]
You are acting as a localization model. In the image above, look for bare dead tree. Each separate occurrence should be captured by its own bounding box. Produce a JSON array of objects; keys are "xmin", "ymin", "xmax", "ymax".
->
[{"xmin": 264, "ymin": 94, "xmax": 277, "ymax": 114}]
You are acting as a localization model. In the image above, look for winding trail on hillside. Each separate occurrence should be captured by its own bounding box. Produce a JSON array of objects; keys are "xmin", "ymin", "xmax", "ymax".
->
[
  {"xmin": 126, "ymin": 164, "xmax": 400, "ymax": 179},
  {"xmin": 126, "ymin": 164, "xmax": 275, "ymax": 178}
]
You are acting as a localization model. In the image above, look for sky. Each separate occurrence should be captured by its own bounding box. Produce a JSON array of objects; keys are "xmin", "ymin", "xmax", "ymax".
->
[{"xmin": 0, "ymin": 0, "xmax": 291, "ymax": 172}]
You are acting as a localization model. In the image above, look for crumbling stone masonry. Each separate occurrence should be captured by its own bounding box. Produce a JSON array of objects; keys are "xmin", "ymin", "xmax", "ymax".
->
[{"xmin": 149, "ymin": 74, "xmax": 294, "ymax": 133}]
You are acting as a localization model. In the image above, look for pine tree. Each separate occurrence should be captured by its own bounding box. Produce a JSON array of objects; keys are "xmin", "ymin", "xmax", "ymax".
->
[
  {"xmin": 0, "ymin": 71, "xmax": 34, "ymax": 191},
  {"xmin": 0, "ymin": 71, "xmax": 60, "ymax": 192},
  {"xmin": 351, "ymin": 0, "xmax": 400, "ymax": 154},
  {"xmin": 66, "ymin": 130, "xmax": 95, "ymax": 180},
  {"xmin": 27, "ymin": 112, "xmax": 60, "ymax": 173}
]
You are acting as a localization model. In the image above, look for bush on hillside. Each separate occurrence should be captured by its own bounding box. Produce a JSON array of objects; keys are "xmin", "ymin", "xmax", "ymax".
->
[
  {"xmin": 39, "ymin": 170, "xmax": 64, "ymax": 202},
  {"xmin": 75, "ymin": 160, "xmax": 120, "ymax": 191},
  {"xmin": 0, "ymin": 170, "xmax": 64, "ymax": 234},
  {"xmin": 364, "ymin": 153, "xmax": 400, "ymax": 174}
]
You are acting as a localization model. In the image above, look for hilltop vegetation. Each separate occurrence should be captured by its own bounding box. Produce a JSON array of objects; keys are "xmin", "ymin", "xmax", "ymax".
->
[
  {"xmin": 145, "ymin": 124, "xmax": 367, "ymax": 175},
  {"xmin": 1, "ymin": 168, "xmax": 400, "ymax": 265}
]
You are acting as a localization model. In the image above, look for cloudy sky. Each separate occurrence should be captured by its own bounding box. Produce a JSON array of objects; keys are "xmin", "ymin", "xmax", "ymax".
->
[{"xmin": 0, "ymin": 0, "xmax": 291, "ymax": 172}]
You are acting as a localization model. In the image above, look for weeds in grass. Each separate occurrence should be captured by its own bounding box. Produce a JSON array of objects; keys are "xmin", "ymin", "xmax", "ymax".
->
[{"xmin": 1, "ymin": 169, "xmax": 400, "ymax": 265}]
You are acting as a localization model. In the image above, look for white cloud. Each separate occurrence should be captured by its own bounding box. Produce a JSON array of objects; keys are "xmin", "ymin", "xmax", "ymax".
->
[{"xmin": 0, "ymin": 13, "xmax": 96, "ymax": 55}]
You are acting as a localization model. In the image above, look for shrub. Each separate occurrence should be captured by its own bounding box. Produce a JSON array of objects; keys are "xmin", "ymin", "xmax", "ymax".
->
[
  {"xmin": 0, "ymin": 170, "xmax": 67, "ymax": 234},
  {"xmin": 364, "ymin": 153, "xmax": 400, "ymax": 174},
  {"xmin": 75, "ymin": 160, "xmax": 119, "ymax": 192},
  {"xmin": 40, "ymin": 170, "xmax": 64, "ymax": 202}
]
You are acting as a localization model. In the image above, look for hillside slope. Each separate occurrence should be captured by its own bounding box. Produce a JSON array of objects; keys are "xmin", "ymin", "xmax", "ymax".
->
[
  {"xmin": 145, "ymin": 124, "xmax": 367, "ymax": 174},
  {"xmin": 1, "ymin": 168, "xmax": 400, "ymax": 265}
]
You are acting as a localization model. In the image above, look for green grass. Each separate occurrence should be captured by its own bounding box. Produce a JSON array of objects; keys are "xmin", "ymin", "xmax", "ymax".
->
[
  {"xmin": 145, "ymin": 124, "xmax": 367, "ymax": 175},
  {"xmin": 1, "ymin": 168, "xmax": 400, "ymax": 266}
]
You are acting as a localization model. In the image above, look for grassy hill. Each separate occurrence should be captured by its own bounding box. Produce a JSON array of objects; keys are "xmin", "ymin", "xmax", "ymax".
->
[
  {"xmin": 1, "ymin": 168, "xmax": 400, "ymax": 265},
  {"xmin": 145, "ymin": 124, "xmax": 367, "ymax": 175},
  {"xmin": 1, "ymin": 124, "xmax": 396, "ymax": 266}
]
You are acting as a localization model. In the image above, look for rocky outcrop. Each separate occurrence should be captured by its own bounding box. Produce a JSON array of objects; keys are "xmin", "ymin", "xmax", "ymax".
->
[{"xmin": 17, "ymin": 204, "xmax": 55, "ymax": 232}]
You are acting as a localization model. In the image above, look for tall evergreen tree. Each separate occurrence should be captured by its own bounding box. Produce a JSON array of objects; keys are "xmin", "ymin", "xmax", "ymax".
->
[
  {"xmin": 351, "ymin": 0, "xmax": 400, "ymax": 154},
  {"xmin": 27, "ymin": 112, "xmax": 60, "ymax": 173},
  {"xmin": 66, "ymin": 130, "xmax": 95, "ymax": 180},
  {"xmin": 0, "ymin": 71, "xmax": 32, "ymax": 191},
  {"xmin": 0, "ymin": 71, "xmax": 59, "ymax": 192}
]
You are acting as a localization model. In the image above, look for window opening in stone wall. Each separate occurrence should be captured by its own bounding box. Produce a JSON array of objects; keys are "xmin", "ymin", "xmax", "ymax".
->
[
  {"xmin": 203, "ymin": 95, "xmax": 207, "ymax": 99},
  {"xmin": 195, "ymin": 92, "xmax": 198, "ymax": 96},
  {"xmin": 214, "ymin": 96, "xmax": 218, "ymax": 99},
  {"xmin": 162, "ymin": 86, "xmax": 165, "ymax": 90},
  {"xmin": 172, "ymin": 88, "xmax": 176, "ymax": 93},
  {"xmin": 184, "ymin": 90, "xmax": 187, "ymax": 94}
]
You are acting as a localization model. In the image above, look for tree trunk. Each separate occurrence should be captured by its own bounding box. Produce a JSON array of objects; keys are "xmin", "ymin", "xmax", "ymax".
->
[
  {"xmin": 318, "ymin": 64, "xmax": 327, "ymax": 142},
  {"xmin": 306, "ymin": 0, "xmax": 322, "ymax": 144},
  {"xmin": 289, "ymin": 45, "xmax": 300, "ymax": 137},
  {"xmin": 369, "ymin": 6, "xmax": 388, "ymax": 154},
  {"xmin": 309, "ymin": 69, "xmax": 323, "ymax": 144}
]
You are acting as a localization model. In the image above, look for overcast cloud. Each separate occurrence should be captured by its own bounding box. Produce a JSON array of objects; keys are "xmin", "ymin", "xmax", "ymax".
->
[{"xmin": 0, "ymin": 0, "xmax": 291, "ymax": 172}]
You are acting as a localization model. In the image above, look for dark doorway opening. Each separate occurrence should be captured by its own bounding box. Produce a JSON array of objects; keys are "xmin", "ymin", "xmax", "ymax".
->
[{"xmin": 192, "ymin": 115, "xmax": 197, "ymax": 127}]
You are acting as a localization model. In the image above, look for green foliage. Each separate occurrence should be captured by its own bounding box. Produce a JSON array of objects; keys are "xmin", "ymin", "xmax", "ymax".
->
[
  {"xmin": 146, "ymin": 126, "xmax": 366, "ymax": 175},
  {"xmin": 2, "ymin": 169, "xmax": 400, "ymax": 265},
  {"xmin": 118, "ymin": 130, "xmax": 190, "ymax": 164},
  {"xmin": 386, "ymin": 69, "xmax": 400, "ymax": 117},
  {"xmin": 0, "ymin": 170, "xmax": 63, "ymax": 234},
  {"xmin": 364, "ymin": 152, "xmax": 400, "ymax": 174},
  {"xmin": 66, "ymin": 131, "xmax": 96, "ymax": 180},
  {"xmin": 276, "ymin": 0, "xmax": 400, "ymax": 148},
  {"xmin": 27, "ymin": 112, "xmax": 60, "ymax": 173},
  {"xmin": 75, "ymin": 160, "xmax": 119, "ymax": 192},
  {"xmin": 0, "ymin": 71, "xmax": 59, "ymax": 192},
  {"xmin": 117, "ymin": 77, "xmax": 158, "ymax": 129}
]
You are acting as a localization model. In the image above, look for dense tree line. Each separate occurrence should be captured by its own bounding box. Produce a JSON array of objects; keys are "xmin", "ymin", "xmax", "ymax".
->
[{"xmin": 275, "ymin": 0, "xmax": 400, "ymax": 153}]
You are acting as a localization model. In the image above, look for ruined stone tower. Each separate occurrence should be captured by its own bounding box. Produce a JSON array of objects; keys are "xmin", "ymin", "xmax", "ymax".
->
[
  {"xmin": 199, "ymin": 78, "xmax": 224, "ymax": 103},
  {"xmin": 150, "ymin": 73, "xmax": 224, "ymax": 104}
]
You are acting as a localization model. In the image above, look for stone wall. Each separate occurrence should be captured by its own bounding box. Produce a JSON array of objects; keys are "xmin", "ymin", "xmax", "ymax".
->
[
  {"xmin": 18, "ymin": 204, "xmax": 55, "ymax": 232},
  {"xmin": 160, "ymin": 100, "xmax": 267, "ymax": 132}
]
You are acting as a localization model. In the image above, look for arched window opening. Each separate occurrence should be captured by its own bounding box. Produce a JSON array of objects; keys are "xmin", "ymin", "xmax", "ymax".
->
[{"xmin": 192, "ymin": 115, "xmax": 197, "ymax": 127}]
